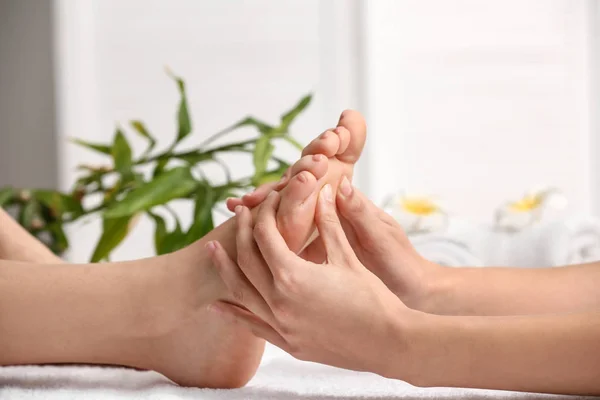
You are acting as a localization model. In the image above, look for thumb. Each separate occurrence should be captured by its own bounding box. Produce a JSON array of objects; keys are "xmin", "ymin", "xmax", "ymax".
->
[
  {"xmin": 315, "ymin": 184, "xmax": 358, "ymax": 267},
  {"xmin": 336, "ymin": 177, "xmax": 386, "ymax": 247}
]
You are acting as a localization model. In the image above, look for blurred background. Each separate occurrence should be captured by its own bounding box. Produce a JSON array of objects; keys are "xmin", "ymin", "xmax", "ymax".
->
[{"xmin": 1, "ymin": 0, "xmax": 598, "ymax": 262}]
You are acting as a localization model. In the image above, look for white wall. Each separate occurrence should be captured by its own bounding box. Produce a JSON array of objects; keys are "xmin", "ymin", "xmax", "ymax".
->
[
  {"xmin": 363, "ymin": 0, "xmax": 594, "ymax": 221},
  {"xmin": 51, "ymin": 0, "xmax": 598, "ymax": 261},
  {"xmin": 54, "ymin": 0, "xmax": 363, "ymax": 262}
]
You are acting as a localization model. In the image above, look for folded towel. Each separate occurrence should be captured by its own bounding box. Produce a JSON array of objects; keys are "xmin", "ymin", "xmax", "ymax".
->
[
  {"xmin": 475, "ymin": 216, "xmax": 600, "ymax": 267},
  {"xmin": 410, "ymin": 233, "xmax": 483, "ymax": 267},
  {"xmin": 0, "ymin": 346, "xmax": 591, "ymax": 399}
]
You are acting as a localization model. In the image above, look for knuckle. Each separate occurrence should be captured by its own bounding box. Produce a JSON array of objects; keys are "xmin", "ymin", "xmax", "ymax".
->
[
  {"xmin": 253, "ymin": 222, "xmax": 270, "ymax": 240},
  {"xmin": 236, "ymin": 251, "xmax": 251, "ymax": 268},
  {"xmin": 276, "ymin": 269, "xmax": 300, "ymax": 292},
  {"xmin": 350, "ymin": 196, "xmax": 367, "ymax": 215}
]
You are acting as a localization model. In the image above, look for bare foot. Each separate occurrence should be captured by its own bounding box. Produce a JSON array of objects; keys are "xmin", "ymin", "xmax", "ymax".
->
[
  {"xmin": 228, "ymin": 110, "xmax": 367, "ymax": 253},
  {"xmin": 136, "ymin": 122, "xmax": 364, "ymax": 387},
  {"xmin": 0, "ymin": 112, "xmax": 366, "ymax": 389}
]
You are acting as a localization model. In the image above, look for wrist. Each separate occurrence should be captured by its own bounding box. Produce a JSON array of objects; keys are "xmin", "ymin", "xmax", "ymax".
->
[
  {"xmin": 408, "ymin": 259, "xmax": 452, "ymax": 314},
  {"xmin": 376, "ymin": 305, "xmax": 429, "ymax": 382}
]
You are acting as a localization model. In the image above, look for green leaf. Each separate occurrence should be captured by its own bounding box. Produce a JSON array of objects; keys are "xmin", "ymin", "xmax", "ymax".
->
[
  {"xmin": 0, "ymin": 187, "xmax": 15, "ymax": 206},
  {"xmin": 283, "ymin": 135, "xmax": 304, "ymax": 150},
  {"xmin": 112, "ymin": 129, "xmax": 133, "ymax": 179},
  {"xmin": 130, "ymin": 120, "xmax": 156, "ymax": 157},
  {"xmin": 161, "ymin": 229, "xmax": 187, "ymax": 254},
  {"xmin": 19, "ymin": 201, "xmax": 40, "ymax": 228},
  {"xmin": 170, "ymin": 75, "xmax": 192, "ymax": 147},
  {"xmin": 34, "ymin": 190, "xmax": 84, "ymax": 217},
  {"xmin": 175, "ymin": 151, "xmax": 213, "ymax": 165},
  {"xmin": 279, "ymin": 94, "xmax": 312, "ymax": 133},
  {"xmin": 71, "ymin": 138, "xmax": 112, "ymax": 155},
  {"xmin": 254, "ymin": 162, "xmax": 290, "ymax": 186},
  {"xmin": 48, "ymin": 222, "xmax": 69, "ymax": 254},
  {"xmin": 104, "ymin": 167, "xmax": 198, "ymax": 218},
  {"xmin": 152, "ymin": 158, "xmax": 169, "ymax": 178},
  {"xmin": 90, "ymin": 215, "xmax": 133, "ymax": 262},
  {"xmin": 186, "ymin": 184, "xmax": 215, "ymax": 245},
  {"xmin": 253, "ymin": 136, "xmax": 274, "ymax": 182},
  {"xmin": 198, "ymin": 118, "xmax": 274, "ymax": 149},
  {"xmin": 148, "ymin": 211, "xmax": 168, "ymax": 253}
]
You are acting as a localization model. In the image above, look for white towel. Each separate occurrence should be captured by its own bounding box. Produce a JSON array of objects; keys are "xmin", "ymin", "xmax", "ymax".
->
[
  {"xmin": 410, "ymin": 233, "xmax": 483, "ymax": 267},
  {"xmin": 480, "ymin": 216, "xmax": 600, "ymax": 267},
  {"xmin": 0, "ymin": 345, "xmax": 591, "ymax": 399}
]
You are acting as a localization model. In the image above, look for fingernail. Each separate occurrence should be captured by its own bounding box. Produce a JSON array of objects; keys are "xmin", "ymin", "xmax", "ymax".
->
[
  {"xmin": 234, "ymin": 205, "xmax": 242, "ymax": 215},
  {"xmin": 312, "ymin": 154, "xmax": 324, "ymax": 162},
  {"xmin": 321, "ymin": 184, "xmax": 333, "ymax": 203},
  {"xmin": 339, "ymin": 176, "xmax": 353, "ymax": 197},
  {"xmin": 205, "ymin": 241, "xmax": 217, "ymax": 252}
]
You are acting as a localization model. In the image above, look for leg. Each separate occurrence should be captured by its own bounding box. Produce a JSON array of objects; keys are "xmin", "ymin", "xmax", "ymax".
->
[
  {"xmin": 0, "ymin": 208, "xmax": 62, "ymax": 263},
  {"xmin": 0, "ymin": 110, "xmax": 370, "ymax": 388}
]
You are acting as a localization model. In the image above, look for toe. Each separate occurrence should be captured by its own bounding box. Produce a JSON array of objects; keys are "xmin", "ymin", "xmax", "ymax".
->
[
  {"xmin": 333, "ymin": 126, "xmax": 350, "ymax": 155},
  {"xmin": 277, "ymin": 171, "xmax": 320, "ymax": 253},
  {"xmin": 301, "ymin": 129, "xmax": 340, "ymax": 158},
  {"xmin": 335, "ymin": 110, "xmax": 367, "ymax": 164},
  {"xmin": 289, "ymin": 154, "xmax": 328, "ymax": 180}
]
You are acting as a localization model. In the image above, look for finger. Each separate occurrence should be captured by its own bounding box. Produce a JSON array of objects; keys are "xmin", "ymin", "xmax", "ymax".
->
[
  {"xmin": 210, "ymin": 301, "xmax": 290, "ymax": 351},
  {"xmin": 336, "ymin": 177, "xmax": 390, "ymax": 245},
  {"xmin": 226, "ymin": 197, "xmax": 244, "ymax": 212},
  {"xmin": 234, "ymin": 206, "xmax": 274, "ymax": 296},
  {"xmin": 253, "ymin": 192, "xmax": 297, "ymax": 275},
  {"xmin": 241, "ymin": 180, "xmax": 280, "ymax": 209},
  {"xmin": 315, "ymin": 184, "xmax": 358, "ymax": 267},
  {"xmin": 207, "ymin": 240, "xmax": 274, "ymax": 323}
]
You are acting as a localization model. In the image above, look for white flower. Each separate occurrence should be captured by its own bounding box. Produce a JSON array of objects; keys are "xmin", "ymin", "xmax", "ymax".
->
[
  {"xmin": 495, "ymin": 187, "xmax": 567, "ymax": 231},
  {"xmin": 382, "ymin": 192, "xmax": 447, "ymax": 234}
]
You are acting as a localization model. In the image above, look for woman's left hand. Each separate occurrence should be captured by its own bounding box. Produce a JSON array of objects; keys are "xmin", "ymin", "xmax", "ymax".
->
[{"xmin": 207, "ymin": 185, "xmax": 414, "ymax": 376}]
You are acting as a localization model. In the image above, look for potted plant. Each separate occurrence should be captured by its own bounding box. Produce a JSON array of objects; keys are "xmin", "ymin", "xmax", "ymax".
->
[{"xmin": 0, "ymin": 71, "xmax": 310, "ymax": 261}]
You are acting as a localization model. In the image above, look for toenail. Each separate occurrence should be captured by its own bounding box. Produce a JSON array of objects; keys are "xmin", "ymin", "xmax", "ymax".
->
[
  {"xmin": 339, "ymin": 176, "xmax": 353, "ymax": 197},
  {"xmin": 334, "ymin": 127, "xmax": 343, "ymax": 134},
  {"xmin": 321, "ymin": 131, "xmax": 330, "ymax": 140},
  {"xmin": 312, "ymin": 154, "xmax": 324, "ymax": 162},
  {"xmin": 297, "ymin": 172, "xmax": 308, "ymax": 183}
]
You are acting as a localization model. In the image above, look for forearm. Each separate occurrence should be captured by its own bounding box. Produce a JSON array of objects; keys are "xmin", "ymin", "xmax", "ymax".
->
[
  {"xmin": 388, "ymin": 310, "xmax": 600, "ymax": 395},
  {"xmin": 0, "ymin": 208, "xmax": 62, "ymax": 263},
  {"xmin": 0, "ymin": 256, "xmax": 180, "ymax": 366},
  {"xmin": 421, "ymin": 262, "xmax": 600, "ymax": 315}
]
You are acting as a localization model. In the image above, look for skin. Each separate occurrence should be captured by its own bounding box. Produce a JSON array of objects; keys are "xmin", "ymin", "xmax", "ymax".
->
[
  {"xmin": 0, "ymin": 110, "xmax": 368, "ymax": 388},
  {"xmin": 210, "ymin": 177, "xmax": 600, "ymax": 396}
]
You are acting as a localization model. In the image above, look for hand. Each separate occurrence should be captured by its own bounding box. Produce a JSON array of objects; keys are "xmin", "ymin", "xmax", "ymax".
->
[
  {"xmin": 207, "ymin": 185, "xmax": 413, "ymax": 376},
  {"xmin": 334, "ymin": 178, "xmax": 441, "ymax": 310},
  {"xmin": 229, "ymin": 173, "xmax": 441, "ymax": 310}
]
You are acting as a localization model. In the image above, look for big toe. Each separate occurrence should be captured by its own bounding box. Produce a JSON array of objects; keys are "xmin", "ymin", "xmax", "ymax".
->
[
  {"xmin": 277, "ymin": 170, "xmax": 321, "ymax": 253},
  {"xmin": 335, "ymin": 109, "xmax": 367, "ymax": 164}
]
